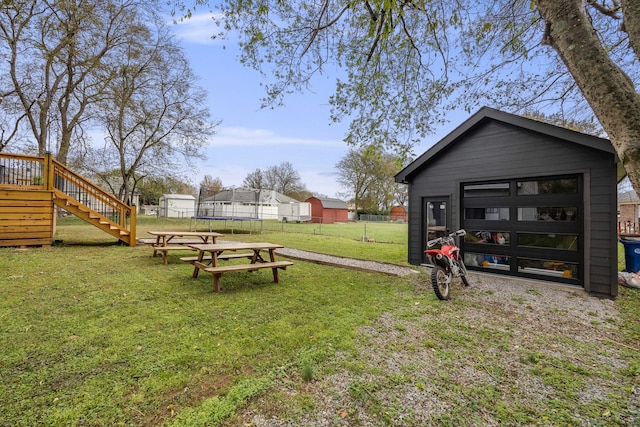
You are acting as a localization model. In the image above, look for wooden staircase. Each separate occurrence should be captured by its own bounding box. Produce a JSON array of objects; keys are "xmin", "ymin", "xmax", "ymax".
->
[
  {"xmin": 53, "ymin": 189, "xmax": 134, "ymax": 245},
  {"xmin": 0, "ymin": 152, "xmax": 136, "ymax": 246}
]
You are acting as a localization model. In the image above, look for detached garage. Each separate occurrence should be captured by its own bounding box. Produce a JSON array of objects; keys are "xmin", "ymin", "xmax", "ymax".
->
[
  {"xmin": 395, "ymin": 107, "xmax": 624, "ymax": 298},
  {"xmin": 306, "ymin": 197, "xmax": 349, "ymax": 224}
]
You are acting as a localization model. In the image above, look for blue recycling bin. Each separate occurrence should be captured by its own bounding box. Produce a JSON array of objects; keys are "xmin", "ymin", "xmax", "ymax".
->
[{"xmin": 620, "ymin": 238, "xmax": 640, "ymax": 272}]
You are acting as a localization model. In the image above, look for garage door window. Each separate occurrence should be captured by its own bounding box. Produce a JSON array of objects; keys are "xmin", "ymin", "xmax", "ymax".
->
[
  {"xmin": 517, "ymin": 207, "xmax": 577, "ymax": 222},
  {"xmin": 517, "ymin": 178, "xmax": 578, "ymax": 195}
]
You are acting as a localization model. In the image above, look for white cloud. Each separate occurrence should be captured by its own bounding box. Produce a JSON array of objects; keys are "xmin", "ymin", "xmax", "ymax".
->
[
  {"xmin": 170, "ymin": 12, "xmax": 224, "ymax": 45},
  {"xmin": 195, "ymin": 125, "xmax": 345, "ymax": 196},
  {"xmin": 208, "ymin": 126, "xmax": 344, "ymax": 148}
]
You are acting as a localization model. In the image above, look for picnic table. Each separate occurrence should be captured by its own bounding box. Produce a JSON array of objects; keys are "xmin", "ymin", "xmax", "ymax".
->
[
  {"xmin": 147, "ymin": 231, "xmax": 223, "ymax": 264},
  {"xmin": 185, "ymin": 242, "xmax": 293, "ymax": 292}
]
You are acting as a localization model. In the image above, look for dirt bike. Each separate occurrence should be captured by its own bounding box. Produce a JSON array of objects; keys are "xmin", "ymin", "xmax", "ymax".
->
[{"xmin": 425, "ymin": 229, "xmax": 470, "ymax": 300}]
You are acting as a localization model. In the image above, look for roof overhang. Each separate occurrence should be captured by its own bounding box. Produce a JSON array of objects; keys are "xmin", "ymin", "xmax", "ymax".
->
[{"xmin": 395, "ymin": 106, "xmax": 618, "ymax": 184}]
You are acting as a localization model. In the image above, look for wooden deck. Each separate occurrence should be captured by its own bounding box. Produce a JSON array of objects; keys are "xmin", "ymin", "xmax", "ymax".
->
[
  {"xmin": 0, "ymin": 189, "xmax": 54, "ymax": 247},
  {"xmin": 0, "ymin": 152, "xmax": 136, "ymax": 247}
]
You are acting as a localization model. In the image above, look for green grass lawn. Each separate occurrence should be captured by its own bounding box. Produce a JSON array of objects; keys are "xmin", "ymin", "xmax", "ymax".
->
[
  {"xmin": 2, "ymin": 217, "xmax": 415, "ymax": 426},
  {"xmin": 1, "ymin": 217, "xmax": 638, "ymax": 426}
]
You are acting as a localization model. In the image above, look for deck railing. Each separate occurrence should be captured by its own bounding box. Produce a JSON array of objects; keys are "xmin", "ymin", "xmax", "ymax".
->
[
  {"xmin": 0, "ymin": 152, "xmax": 46, "ymax": 188},
  {"xmin": 619, "ymin": 221, "xmax": 640, "ymax": 236}
]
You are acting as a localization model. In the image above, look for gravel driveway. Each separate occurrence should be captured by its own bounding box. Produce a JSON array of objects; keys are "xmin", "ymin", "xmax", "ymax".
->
[{"xmin": 227, "ymin": 247, "xmax": 638, "ymax": 426}]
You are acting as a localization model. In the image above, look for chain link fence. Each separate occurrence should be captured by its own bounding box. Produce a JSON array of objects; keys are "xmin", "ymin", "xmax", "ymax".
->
[
  {"xmin": 188, "ymin": 216, "xmax": 408, "ymax": 244},
  {"xmin": 266, "ymin": 219, "xmax": 407, "ymax": 244}
]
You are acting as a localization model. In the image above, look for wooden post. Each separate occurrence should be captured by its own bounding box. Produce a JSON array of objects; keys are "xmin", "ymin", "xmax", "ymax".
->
[
  {"xmin": 43, "ymin": 152, "xmax": 54, "ymax": 191},
  {"xmin": 129, "ymin": 206, "xmax": 136, "ymax": 246},
  {"xmin": 43, "ymin": 152, "xmax": 56, "ymax": 239}
]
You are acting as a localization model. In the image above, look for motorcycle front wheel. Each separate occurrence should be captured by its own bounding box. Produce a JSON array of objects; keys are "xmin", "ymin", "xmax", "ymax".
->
[
  {"xmin": 458, "ymin": 260, "xmax": 470, "ymax": 287},
  {"xmin": 431, "ymin": 266, "xmax": 451, "ymax": 300}
]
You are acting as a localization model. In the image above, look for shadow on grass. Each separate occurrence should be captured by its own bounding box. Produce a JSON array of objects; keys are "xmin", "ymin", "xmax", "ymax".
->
[{"xmin": 52, "ymin": 239, "xmax": 125, "ymax": 247}]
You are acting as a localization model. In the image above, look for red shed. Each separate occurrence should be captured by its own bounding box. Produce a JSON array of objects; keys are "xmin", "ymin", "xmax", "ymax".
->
[
  {"xmin": 390, "ymin": 205, "xmax": 408, "ymax": 222},
  {"xmin": 305, "ymin": 197, "xmax": 349, "ymax": 224}
]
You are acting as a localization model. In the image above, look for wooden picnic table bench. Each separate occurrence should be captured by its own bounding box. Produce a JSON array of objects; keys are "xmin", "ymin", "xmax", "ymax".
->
[
  {"xmin": 187, "ymin": 242, "xmax": 293, "ymax": 292},
  {"xmin": 179, "ymin": 253, "xmax": 254, "ymax": 263},
  {"xmin": 147, "ymin": 231, "xmax": 223, "ymax": 264}
]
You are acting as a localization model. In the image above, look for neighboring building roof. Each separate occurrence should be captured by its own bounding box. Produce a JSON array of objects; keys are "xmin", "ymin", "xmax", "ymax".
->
[
  {"xmin": 308, "ymin": 197, "xmax": 348, "ymax": 209},
  {"xmin": 160, "ymin": 194, "xmax": 195, "ymax": 200},
  {"xmin": 203, "ymin": 189, "xmax": 301, "ymax": 204},
  {"xmin": 395, "ymin": 106, "xmax": 623, "ymax": 183},
  {"xmin": 619, "ymin": 190, "xmax": 640, "ymax": 204}
]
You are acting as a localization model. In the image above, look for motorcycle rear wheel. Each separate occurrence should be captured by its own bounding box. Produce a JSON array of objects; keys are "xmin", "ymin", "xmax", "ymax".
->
[{"xmin": 431, "ymin": 266, "xmax": 451, "ymax": 300}]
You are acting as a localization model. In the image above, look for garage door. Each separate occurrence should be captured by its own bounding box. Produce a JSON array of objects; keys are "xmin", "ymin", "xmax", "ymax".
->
[{"xmin": 461, "ymin": 175, "xmax": 582, "ymax": 285}]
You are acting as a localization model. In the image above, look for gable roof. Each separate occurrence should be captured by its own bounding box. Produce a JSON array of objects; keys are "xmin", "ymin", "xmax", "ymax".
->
[
  {"xmin": 160, "ymin": 194, "xmax": 195, "ymax": 200},
  {"xmin": 203, "ymin": 189, "xmax": 300, "ymax": 204},
  {"xmin": 395, "ymin": 106, "xmax": 622, "ymax": 183},
  {"xmin": 619, "ymin": 190, "xmax": 639, "ymax": 204},
  {"xmin": 307, "ymin": 197, "xmax": 348, "ymax": 209}
]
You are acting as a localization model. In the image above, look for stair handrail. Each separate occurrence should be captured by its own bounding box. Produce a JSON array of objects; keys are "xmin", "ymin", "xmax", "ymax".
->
[{"xmin": 45, "ymin": 153, "xmax": 135, "ymax": 238}]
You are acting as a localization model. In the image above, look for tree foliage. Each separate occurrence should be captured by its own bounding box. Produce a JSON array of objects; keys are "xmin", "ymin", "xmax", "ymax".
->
[
  {"xmin": 242, "ymin": 162, "xmax": 310, "ymax": 199},
  {"xmin": 242, "ymin": 168, "xmax": 264, "ymax": 190},
  {"xmin": 200, "ymin": 174, "xmax": 223, "ymax": 197},
  {"xmin": 136, "ymin": 175, "xmax": 195, "ymax": 205},
  {"xmin": 336, "ymin": 146, "xmax": 405, "ymax": 213},
  {"xmin": 0, "ymin": 0, "xmax": 216, "ymax": 204},
  {"xmin": 92, "ymin": 15, "xmax": 215, "ymax": 203},
  {"xmin": 263, "ymin": 162, "xmax": 307, "ymax": 196},
  {"xmin": 0, "ymin": 0, "xmax": 144, "ymax": 162},
  {"xmin": 523, "ymin": 111, "xmax": 604, "ymax": 136},
  {"xmin": 80, "ymin": 169, "xmax": 195, "ymax": 205},
  {"xmin": 187, "ymin": 0, "xmax": 640, "ymax": 191}
]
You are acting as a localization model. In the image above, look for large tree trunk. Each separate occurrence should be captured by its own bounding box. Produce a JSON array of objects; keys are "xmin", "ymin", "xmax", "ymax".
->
[
  {"xmin": 622, "ymin": 0, "xmax": 640, "ymax": 58},
  {"xmin": 537, "ymin": 0, "xmax": 640, "ymax": 190}
]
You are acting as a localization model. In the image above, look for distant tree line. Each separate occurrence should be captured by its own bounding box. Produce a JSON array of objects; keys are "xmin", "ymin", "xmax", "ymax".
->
[
  {"xmin": 242, "ymin": 161, "xmax": 312, "ymax": 201},
  {"xmin": 335, "ymin": 145, "xmax": 407, "ymax": 215}
]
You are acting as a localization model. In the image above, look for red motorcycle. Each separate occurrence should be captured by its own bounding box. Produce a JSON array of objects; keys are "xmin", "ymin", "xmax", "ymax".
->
[{"xmin": 425, "ymin": 229, "xmax": 470, "ymax": 300}]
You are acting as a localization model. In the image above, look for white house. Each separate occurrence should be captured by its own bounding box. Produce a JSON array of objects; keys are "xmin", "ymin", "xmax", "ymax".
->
[
  {"xmin": 198, "ymin": 188, "xmax": 310, "ymax": 221},
  {"xmin": 158, "ymin": 194, "xmax": 196, "ymax": 218}
]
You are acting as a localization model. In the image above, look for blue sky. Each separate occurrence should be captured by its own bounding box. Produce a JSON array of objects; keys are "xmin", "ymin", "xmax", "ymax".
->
[{"xmin": 170, "ymin": 13, "xmax": 461, "ymax": 198}]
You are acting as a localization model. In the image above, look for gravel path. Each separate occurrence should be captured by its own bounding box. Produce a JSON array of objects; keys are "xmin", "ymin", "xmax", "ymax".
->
[{"xmin": 274, "ymin": 246, "xmax": 420, "ymax": 276}]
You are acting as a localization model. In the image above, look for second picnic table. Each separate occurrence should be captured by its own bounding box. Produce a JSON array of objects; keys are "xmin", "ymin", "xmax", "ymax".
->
[
  {"xmin": 148, "ymin": 230, "xmax": 223, "ymax": 264},
  {"xmin": 185, "ymin": 242, "xmax": 293, "ymax": 292}
]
